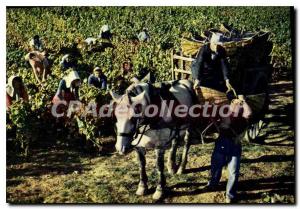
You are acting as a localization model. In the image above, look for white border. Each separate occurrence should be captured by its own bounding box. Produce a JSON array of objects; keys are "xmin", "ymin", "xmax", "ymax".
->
[{"xmin": 1, "ymin": 1, "xmax": 298, "ymax": 208}]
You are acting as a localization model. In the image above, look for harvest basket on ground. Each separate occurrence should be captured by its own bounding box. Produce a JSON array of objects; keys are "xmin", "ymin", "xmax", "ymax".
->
[{"xmin": 171, "ymin": 25, "xmax": 273, "ymax": 141}]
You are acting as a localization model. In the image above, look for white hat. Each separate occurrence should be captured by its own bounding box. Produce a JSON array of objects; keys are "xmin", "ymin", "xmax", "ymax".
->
[
  {"xmin": 93, "ymin": 67, "xmax": 101, "ymax": 72},
  {"xmin": 64, "ymin": 70, "xmax": 80, "ymax": 88},
  {"xmin": 101, "ymin": 25, "xmax": 110, "ymax": 33},
  {"xmin": 6, "ymin": 76, "xmax": 21, "ymax": 97}
]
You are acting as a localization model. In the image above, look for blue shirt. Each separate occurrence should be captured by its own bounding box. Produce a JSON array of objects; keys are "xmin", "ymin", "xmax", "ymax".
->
[{"xmin": 88, "ymin": 74, "xmax": 107, "ymax": 89}]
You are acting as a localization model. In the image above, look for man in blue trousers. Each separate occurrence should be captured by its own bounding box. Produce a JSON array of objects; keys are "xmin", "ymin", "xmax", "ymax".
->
[{"xmin": 206, "ymin": 106, "xmax": 249, "ymax": 203}]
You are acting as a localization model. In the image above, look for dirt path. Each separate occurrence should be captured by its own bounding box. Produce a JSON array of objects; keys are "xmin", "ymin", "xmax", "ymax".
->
[{"xmin": 7, "ymin": 79, "xmax": 295, "ymax": 204}]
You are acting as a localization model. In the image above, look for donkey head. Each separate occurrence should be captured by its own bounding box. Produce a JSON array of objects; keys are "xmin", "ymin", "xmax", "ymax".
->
[{"xmin": 110, "ymin": 85, "xmax": 149, "ymax": 155}]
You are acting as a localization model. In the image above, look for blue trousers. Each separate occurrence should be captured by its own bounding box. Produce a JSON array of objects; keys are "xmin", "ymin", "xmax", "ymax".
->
[{"xmin": 209, "ymin": 137, "xmax": 241, "ymax": 199}]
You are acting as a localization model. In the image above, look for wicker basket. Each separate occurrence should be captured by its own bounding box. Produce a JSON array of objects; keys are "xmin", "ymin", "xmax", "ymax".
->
[
  {"xmin": 181, "ymin": 37, "xmax": 205, "ymax": 57},
  {"xmin": 196, "ymin": 87, "xmax": 229, "ymax": 105},
  {"xmin": 196, "ymin": 87, "xmax": 267, "ymax": 115},
  {"xmin": 181, "ymin": 29, "xmax": 270, "ymax": 58}
]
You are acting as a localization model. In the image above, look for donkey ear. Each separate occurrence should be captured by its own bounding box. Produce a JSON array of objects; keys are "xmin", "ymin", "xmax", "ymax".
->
[
  {"xmin": 109, "ymin": 90, "xmax": 122, "ymax": 101},
  {"xmin": 130, "ymin": 91, "xmax": 146, "ymax": 104}
]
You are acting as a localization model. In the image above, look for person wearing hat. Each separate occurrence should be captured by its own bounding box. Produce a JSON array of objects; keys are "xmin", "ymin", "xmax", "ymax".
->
[
  {"xmin": 29, "ymin": 35, "xmax": 44, "ymax": 51},
  {"xmin": 138, "ymin": 28, "xmax": 150, "ymax": 42},
  {"xmin": 52, "ymin": 70, "xmax": 81, "ymax": 104},
  {"xmin": 191, "ymin": 32, "xmax": 234, "ymax": 93},
  {"xmin": 6, "ymin": 76, "xmax": 29, "ymax": 110},
  {"xmin": 88, "ymin": 67, "xmax": 107, "ymax": 90},
  {"xmin": 60, "ymin": 54, "xmax": 77, "ymax": 71},
  {"xmin": 98, "ymin": 24, "xmax": 112, "ymax": 40}
]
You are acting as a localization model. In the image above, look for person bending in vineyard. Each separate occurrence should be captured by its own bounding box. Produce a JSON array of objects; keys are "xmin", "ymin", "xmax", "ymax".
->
[
  {"xmin": 98, "ymin": 24, "xmax": 113, "ymax": 40},
  {"xmin": 6, "ymin": 76, "xmax": 28, "ymax": 110},
  {"xmin": 191, "ymin": 32, "xmax": 234, "ymax": 94},
  {"xmin": 25, "ymin": 51, "xmax": 50, "ymax": 85},
  {"xmin": 138, "ymin": 28, "xmax": 150, "ymax": 42},
  {"xmin": 88, "ymin": 67, "xmax": 107, "ymax": 90},
  {"xmin": 52, "ymin": 70, "xmax": 81, "ymax": 104}
]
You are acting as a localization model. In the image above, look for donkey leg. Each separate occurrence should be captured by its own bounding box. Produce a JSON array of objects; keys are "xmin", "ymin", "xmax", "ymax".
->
[
  {"xmin": 177, "ymin": 128, "xmax": 191, "ymax": 175},
  {"xmin": 135, "ymin": 147, "xmax": 148, "ymax": 196},
  {"xmin": 153, "ymin": 148, "xmax": 166, "ymax": 200},
  {"xmin": 167, "ymin": 138, "xmax": 178, "ymax": 175}
]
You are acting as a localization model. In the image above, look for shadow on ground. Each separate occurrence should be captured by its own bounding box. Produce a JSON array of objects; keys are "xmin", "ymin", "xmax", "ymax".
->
[
  {"xmin": 166, "ymin": 175, "xmax": 294, "ymax": 202},
  {"xmin": 7, "ymin": 146, "xmax": 91, "ymax": 178}
]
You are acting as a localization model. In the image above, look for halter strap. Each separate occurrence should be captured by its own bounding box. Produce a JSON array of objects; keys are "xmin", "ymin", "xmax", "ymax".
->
[{"xmin": 117, "ymin": 132, "xmax": 135, "ymax": 137}]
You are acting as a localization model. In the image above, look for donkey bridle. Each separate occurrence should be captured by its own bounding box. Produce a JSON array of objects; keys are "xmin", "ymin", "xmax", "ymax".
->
[{"xmin": 116, "ymin": 118, "xmax": 150, "ymax": 148}]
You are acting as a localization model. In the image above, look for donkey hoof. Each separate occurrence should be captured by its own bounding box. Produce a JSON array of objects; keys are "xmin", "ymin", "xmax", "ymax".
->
[
  {"xmin": 136, "ymin": 184, "xmax": 148, "ymax": 196},
  {"xmin": 152, "ymin": 188, "xmax": 164, "ymax": 200}
]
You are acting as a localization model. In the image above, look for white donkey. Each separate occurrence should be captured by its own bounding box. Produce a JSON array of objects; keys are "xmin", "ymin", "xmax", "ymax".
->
[{"xmin": 110, "ymin": 80, "xmax": 197, "ymax": 200}]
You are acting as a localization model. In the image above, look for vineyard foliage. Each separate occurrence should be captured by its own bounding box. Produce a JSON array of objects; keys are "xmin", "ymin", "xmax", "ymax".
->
[{"xmin": 6, "ymin": 7, "xmax": 292, "ymax": 153}]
